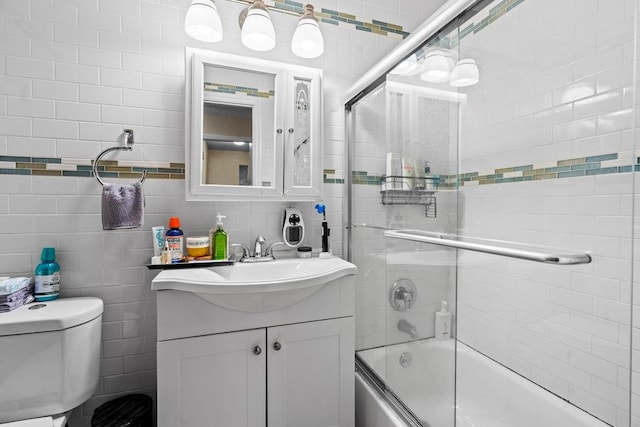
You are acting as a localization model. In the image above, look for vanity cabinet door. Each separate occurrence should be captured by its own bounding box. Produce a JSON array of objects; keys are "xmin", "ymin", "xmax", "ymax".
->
[
  {"xmin": 267, "ymin": 317, "xmax": 355, "ymax": 427},
  {"xmin": 157, "ymin": 329, "xmax": 266, "ymax": 427}
]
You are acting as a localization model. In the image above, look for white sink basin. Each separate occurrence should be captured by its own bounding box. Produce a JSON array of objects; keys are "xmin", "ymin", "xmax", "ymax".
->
[{"xmin": 151, "ymin": 257, "xmax": 357, "ymax": 312}]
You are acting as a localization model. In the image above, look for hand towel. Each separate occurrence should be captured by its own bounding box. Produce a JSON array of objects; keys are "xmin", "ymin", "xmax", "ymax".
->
[{"xmin": 101, "ymin": 181, "xmax": 144, "ymax": 230}]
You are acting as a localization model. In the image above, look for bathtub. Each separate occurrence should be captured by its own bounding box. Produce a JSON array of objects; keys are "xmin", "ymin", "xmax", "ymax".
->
[{"xmin": 356, "ymin": 339, "xmax": 607, "ymax": 427}]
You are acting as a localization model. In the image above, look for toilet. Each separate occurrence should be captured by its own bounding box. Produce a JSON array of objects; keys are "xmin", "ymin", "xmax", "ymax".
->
[{"xmin": 0, "ymin": 297, "xmax": 104, "ymax": 426}]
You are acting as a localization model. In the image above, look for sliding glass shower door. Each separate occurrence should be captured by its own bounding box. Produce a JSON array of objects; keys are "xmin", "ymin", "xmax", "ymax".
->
[{"xmin": 348, "ymin": 0, "xmax": 636, "ymax": 425}]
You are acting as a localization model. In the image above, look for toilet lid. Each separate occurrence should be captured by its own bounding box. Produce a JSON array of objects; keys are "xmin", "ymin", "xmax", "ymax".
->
[
  {"xmin": 1, "ymin": 417, "xmax": 52, "ymax": 427},
  {"xmin": 0, "ymin": 297, "xmax": 103, "ymax": 336}
]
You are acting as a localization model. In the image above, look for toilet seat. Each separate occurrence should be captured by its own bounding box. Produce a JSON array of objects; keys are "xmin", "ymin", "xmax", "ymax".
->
[
  {"xmin": 0, "ymin": 417, "xmax": 53, "ymax": 427},
  {"xmin": 0, "ymin": 412, "xmax": 69, "ymax": 427}
]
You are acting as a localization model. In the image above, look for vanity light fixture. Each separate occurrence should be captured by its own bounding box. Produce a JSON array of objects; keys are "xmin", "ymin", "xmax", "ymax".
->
[
  {"xmin": 449, "ymin": 58, "xmax": 480, "ymax": 87},
  {"xmin": 184, "ymin": 0, "xmax": 223, "ymax": 43},
  {"xmin": 239, "ymin": 0, "xmax": 276, "ymax": 51},
  {"xmin": 291, "ymin": 4, "xmax": 324, "ymax": 59},
  {"xmin": 419, "ymin": 49, "xmax": 454, "ymax": 83}
]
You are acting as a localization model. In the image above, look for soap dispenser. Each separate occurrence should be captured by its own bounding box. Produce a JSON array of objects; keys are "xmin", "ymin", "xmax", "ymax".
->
[
  {"xmin": 212, "ymin": 213, "xmax": 228, "ymax": 260},
  {"xmin": 435, "ymin": 301, "xmax": 451, "ymax": 340}
]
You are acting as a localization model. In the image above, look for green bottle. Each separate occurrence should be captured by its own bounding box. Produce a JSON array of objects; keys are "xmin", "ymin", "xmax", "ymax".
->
[{"xmin": 213, "ymin": 213, "xmax": 228, "ymax": 260}]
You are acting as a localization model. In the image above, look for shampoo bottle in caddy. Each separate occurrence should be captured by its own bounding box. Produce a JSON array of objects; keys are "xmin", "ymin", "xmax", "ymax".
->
[{"xmin": 35, "ymin": 247, "xmax": 60, "ymax": 301}]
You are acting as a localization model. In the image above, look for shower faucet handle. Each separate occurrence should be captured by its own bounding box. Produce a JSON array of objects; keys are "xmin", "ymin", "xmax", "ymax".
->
[{"xmin": 389, "ymin": 279, "xmax": 417, "ymax": 311}]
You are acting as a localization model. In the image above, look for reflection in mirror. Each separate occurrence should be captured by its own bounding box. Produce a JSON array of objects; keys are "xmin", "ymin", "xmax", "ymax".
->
[
  {"xmin": 202, "ymin": 103, "xmax": 253, "ymax": 185},
  {"xmin": 202, "ymin": 64, "xmax": 276, "ymax": 187}
]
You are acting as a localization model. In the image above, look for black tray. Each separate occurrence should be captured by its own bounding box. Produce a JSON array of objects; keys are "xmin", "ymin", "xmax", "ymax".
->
[{"xmin": 146, "ymin": 259, "xmax": 235, "ymax": 270}]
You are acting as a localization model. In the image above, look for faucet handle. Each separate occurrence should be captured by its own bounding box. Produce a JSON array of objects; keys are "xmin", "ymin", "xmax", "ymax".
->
[
  {"xmin": 265, "ymin": 241, "xmax": 285, "ymax": 258},
  {"xmin": 230, "ymin": 243, "xmax": 250, "ymax": 261}
]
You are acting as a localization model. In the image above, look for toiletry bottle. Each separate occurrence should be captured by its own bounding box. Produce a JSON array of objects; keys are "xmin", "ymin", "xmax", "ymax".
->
[
  {"xmin": 435, "ymin": 301, "xmax": 451, "ymax": 340},
  {"xmin": 425, "ymin": 164, "xmax": 434, "ymax": 191},
  {"xmin": 213, "ymin": 213, "xmax": 228, "ymax": 260},
  {"xmin": 401, "ymin": 156, "xmax": 415, "ymax": 190},
  {"xmin": 166, "ymin": 217, "xmax": 184, "ymax": 263},
  {"xmin": 161, "ymin": 240, "xmax": 171, "ymax": 264},
  {"xmin": 34, "ymin": 247, "xmax": 60, "ymax": 302}
]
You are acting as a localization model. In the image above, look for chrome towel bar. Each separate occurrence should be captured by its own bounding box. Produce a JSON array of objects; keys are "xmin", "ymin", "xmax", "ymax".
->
[
  {"xmin": 93, "ymin": 129, "xmax": 147, "ymax": 186},
  {"xmin": 384, "ymin": 229, "xmax": 592, "ymax": 265}
]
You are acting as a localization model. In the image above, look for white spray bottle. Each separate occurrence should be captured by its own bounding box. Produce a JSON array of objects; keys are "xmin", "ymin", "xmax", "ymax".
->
[{"xmin": 435, "ymin": 301, "xmax": 451, "ymax": 340}]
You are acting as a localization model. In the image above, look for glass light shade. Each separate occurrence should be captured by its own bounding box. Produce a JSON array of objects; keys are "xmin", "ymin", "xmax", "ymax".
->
[
  {"xmin": 450, "ymin": 58, "xmax": 479, "ymax": 87},
  {"xmin": 420, "ymin": 49, "xmax": 454, "ymax": 83},
  {"xmin": 291, "ymin": 18, "xmax": 324, "ymax": 58},
  {"xmin": 390, "ymin": 54, "xmax": 418, "ymax": 76},
  {"xmin": 184, "ymin": 0, "xmax": 223, "ymax": 43},
  {"xmin": 241, "ymin": 7, "xmax": 276, "ymax": 51}
]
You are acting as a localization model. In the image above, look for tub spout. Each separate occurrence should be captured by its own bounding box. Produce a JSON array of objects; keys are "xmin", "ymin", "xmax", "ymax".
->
[{"xmin": 398, "ymin": 319, "xmax": 418, "ymax": 339}]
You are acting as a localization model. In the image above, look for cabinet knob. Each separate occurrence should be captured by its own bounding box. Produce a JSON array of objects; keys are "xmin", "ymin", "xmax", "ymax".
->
[
  {"xmin": 277, "ymin": 128, "xmax": 283, "ymax": 134},
  {"xmin": 273, "ymin": 342, "xmax": 282, "ymax": 351},
  {"xmin": 288, "ymin": 128, "xmax": 294, "ymax": 133},
  {"xmin": 253, "ymin": 345, "xmax": 262, "ymax": 355}
]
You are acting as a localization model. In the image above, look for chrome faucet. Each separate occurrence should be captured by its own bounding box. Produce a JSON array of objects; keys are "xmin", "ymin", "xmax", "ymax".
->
[
  {"xmin": 231, "ymin": 238, "xmax": 285, "ymax": 263},
  {"xmin": 398, "ymin": 319, "xmax": 419, "ymax": 339},
  {"xmin": 254, "ymin": 235, "xmax": 267, "ymax": 258}
]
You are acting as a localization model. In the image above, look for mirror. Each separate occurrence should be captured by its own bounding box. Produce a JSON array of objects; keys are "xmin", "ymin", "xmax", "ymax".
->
[
  {"xmin": 202, "ymin": 65, "xmax": 276, "ymax": 188},
  {"xmin": 203, "ymin": 103, "xmax": 252, "ymax": 186},
  {"xmin": 186, "ymin": 48, "xmax": 323, "ymax": 201}
]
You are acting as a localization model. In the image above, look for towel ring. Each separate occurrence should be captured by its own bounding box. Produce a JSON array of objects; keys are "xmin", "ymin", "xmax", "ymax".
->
[{"xmin": 93, "ymin": 129, "xmax": 147, "ymax": 186}]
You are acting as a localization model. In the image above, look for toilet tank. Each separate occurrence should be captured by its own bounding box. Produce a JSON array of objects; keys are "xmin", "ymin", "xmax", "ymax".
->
[{"xmin": 0, "ymin": 297, "xmax": 103, "ymax": 423}]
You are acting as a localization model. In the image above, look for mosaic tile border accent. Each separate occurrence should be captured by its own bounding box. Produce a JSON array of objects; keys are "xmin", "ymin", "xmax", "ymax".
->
[
  {"xmin": 0, "ymin": 156, "xmax": 185, "ymax": 180},
  {"xmin": 351, "ymin": 152, "xmax": 639, "ymax": 189},
  {"xmin": 234, "ymin": 0, "xmax": 410, "ymax": 39},
  {"xmin": 323, "ymin": 168, "xmax": 344, "ymax": 184},
  {"xmin": 204, "ymin": 82, "xmax": 275, "ymax": 98},
  {"xmin": 0, "ymin": 156, "xmax": 342, "ymax": 185},
  {"xmin": 451, "ymin": 152, "xmax": 635, "ymax": 187},
  {"xmin": 428, "ymin": 0, "xmax": 525, "ymax": 50}
]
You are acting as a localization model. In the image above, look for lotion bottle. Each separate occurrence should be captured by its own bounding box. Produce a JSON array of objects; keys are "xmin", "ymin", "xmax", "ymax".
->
[
  {"xmin": 213, "ymin": 213, "xmax": 228, "ymax": 260},
  {"xmin": 435, "ymin": 300, "xmax": 451, "ymax": 340}
]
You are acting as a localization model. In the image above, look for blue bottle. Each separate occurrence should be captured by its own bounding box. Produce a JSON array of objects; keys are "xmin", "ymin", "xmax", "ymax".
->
[
  {"xmin": 166, "ymin": 217, "xmax": 184, "ymax": 263},
  {"xmin": 34, "ymin": 247, "xmax": 60, "ymax": 301}
]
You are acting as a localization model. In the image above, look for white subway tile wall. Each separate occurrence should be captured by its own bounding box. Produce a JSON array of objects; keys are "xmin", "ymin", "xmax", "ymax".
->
[
  {"xmin": 0, "ymin": 0, "xmax": 442, "ymax": 424},
  {"xmin": 456, "ymin": 0, "xmax": 635, "ymax": 425}
]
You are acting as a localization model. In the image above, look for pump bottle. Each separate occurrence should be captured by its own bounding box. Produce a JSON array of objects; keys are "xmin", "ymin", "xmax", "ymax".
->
[
  {"xmin": 212, "ymin": 213, "xmax": 228, "ymax": 260},
  {"xmin": 435, "ymin": 300, "xmax": 451, "ymax": 340}
]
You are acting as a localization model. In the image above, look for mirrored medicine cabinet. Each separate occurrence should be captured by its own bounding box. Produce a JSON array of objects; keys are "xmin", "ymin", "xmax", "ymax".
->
[{"xmin": 185, "ymin": 48, "xmax": 323, "ymax": 201}]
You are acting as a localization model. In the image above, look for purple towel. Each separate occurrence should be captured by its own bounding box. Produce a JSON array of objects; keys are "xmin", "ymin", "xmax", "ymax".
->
[
  {"xmin": 101, "ymin": 181, "xmax": 144, "ymax": 230},
  {"xmin": 0, "ymin": 283, "xmax": 34, "ymax": 313}
]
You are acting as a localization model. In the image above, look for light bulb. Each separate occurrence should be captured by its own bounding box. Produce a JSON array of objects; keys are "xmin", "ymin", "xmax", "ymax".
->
[
  {"xmin": 184, "ymin": 0, "xmax": 223, "ymax": 43},
  {"xmin": 240, "ymin": 0, "xmax": 276, "ymax": 51},
  {"xmin": 420, "ymin": 49, "xmax": 454, "ymax": 83},
  {"xmin": 450, "ymin": 58, "xmax": 479, "ymax": 87},
  {"xmin": 291, "ymin": 4, "xmax": 324, "ymax": 59}
]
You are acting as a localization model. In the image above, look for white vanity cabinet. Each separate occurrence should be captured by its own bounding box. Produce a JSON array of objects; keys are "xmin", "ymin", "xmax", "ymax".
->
[{"xmin": 153, "ymin": 259, "xmax": 356, "ymax": 427}]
